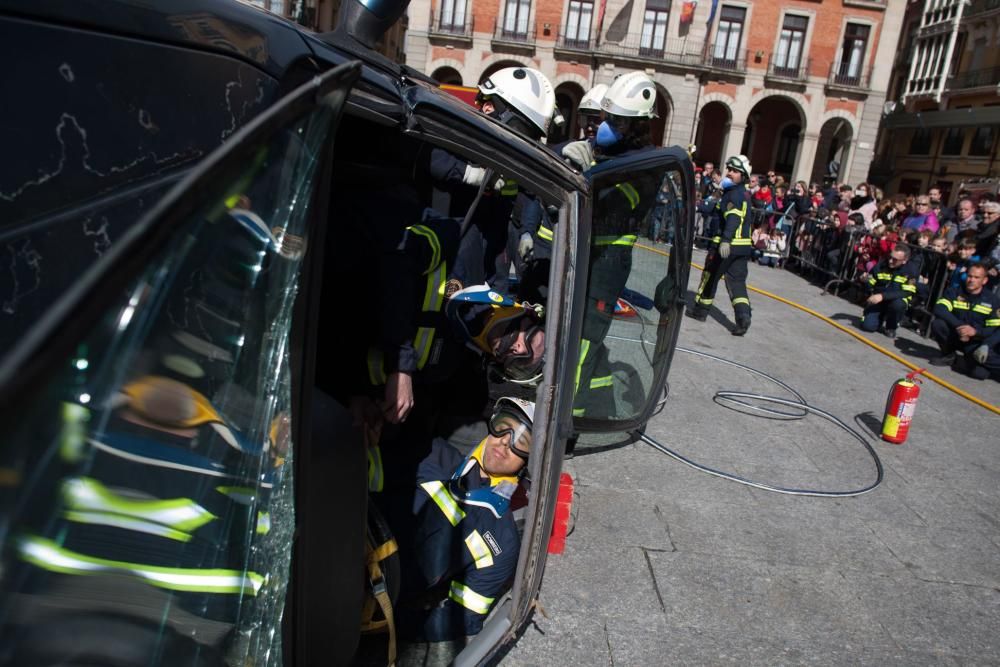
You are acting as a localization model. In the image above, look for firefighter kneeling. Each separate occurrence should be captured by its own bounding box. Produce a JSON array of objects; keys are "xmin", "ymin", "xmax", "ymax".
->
[{"xmin": 375, "ymin": 398, "xmax": 534, "ymax": 641}]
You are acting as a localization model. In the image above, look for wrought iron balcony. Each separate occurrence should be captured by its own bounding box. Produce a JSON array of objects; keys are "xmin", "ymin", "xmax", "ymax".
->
[
  {"xmin": 827, "ymin": 62, "xmax": 872, "ymax": 90},
  {"xmin": 947, "ymin": 66, "xmax": 1000, "ymax": 91},
  {"xmin": 428, "ymin": 10, "xmax": 473, "ymax": 42},
  {"xmin": 766, "ymin": 55, "xmax": 812, "ymax": 83},
  {"xmin": 591, "ymin": 33, "xmax": 703, "ymax": 68},
  {"xmin": 705, "ymin": 48, "xmax": 748, "ymax": 74},
  {"xmin": 492, "ymin": 18, "xmax": 536, "ymax": 48},
  {"xmin": 555, "ymin": 33, "xmax": 596, "ymax": 52}
]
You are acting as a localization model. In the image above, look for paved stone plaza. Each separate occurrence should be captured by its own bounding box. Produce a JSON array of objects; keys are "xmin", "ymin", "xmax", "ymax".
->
[{"xmin": 505, "ymin": 248, "xmax": 1000, "ymax": 665}]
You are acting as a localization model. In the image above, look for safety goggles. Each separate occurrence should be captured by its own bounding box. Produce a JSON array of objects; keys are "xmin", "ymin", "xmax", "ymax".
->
[{"xmin": 488, "ymin": 410, "xmax": 532, "ymax": 460}]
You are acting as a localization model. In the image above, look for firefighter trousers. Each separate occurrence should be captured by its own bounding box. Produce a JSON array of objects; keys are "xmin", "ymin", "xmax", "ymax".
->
[{"xmin": 692, "ymin": 250, "xmax": 751, "ymax": 321}]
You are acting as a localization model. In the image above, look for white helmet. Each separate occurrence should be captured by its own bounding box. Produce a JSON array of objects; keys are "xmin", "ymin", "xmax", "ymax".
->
[
  {"xmin": 725, "ymin": 154, "xmax": 752, "ymax": 179},
  {"xmin": 578, "ymin": 83, "xmax": 608, "ymax": 114},
  {"xmin": 479, "ymin": 67, "xmax": 556, "ymax": 136},
  {"xmin": 601, "ymin": 72, "xmax": 657, "ymax": 118}
]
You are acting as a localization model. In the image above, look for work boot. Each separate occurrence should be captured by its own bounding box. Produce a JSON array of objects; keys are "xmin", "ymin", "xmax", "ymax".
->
[
  {"xmin": 731, "ymin": 317, "xmax": 751, "ymax": 336},
  {"xmin": 685, "ymin": 307, "xmax": 708, "ymax": 322},
  {"xmin": 929, "ymin": 352, "xmax": 955, "ymax": 366},
  {"xmin": 884, "ymin": 328, "xmax": 897, "ymax": 339}
]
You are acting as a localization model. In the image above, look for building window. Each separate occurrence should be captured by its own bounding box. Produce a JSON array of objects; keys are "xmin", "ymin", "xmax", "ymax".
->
[
  {"xmin": 909, "ymin": 128, "xmax": 932, "ymax": 155},
  {"xmin": 774, "ymin": 14, "xmax": 809, "ymax": 74},
  {"xmin": 969, "ymin": 126, "xmax": 996, "ymax": 157},
  {"xmin": 564, "ymin": 0, "xmax": 593, "ymax": 44},
  {"xmin": 836, "ymin": 23, "xmax": 870, "ymax": 84},
  {"xmin": 941, "ymin": 127, "xmax": 965, "ymax": 155},
  {"xmin": 439, "ymin": 0, "xmax": 467, "ymax": 30},
  {"xmin": 640, "ymin": 0, "xmax": 670, "ymax": 55},
  {"xmin": 503, "ymin": 0, "xmax": 531, "ymax": 36},
  {"xmin": 713, "ymin": 6, "xmax": 746, "ymax": 67}
]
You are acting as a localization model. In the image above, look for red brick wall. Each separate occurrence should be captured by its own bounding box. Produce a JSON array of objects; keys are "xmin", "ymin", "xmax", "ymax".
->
[
  {"xmin": 824, "ymin": 98, "xmax": 859, "ymax": 115},
  {"xmin": 703, "ymin": 81, "xmax": 738, "ymax": 99}
]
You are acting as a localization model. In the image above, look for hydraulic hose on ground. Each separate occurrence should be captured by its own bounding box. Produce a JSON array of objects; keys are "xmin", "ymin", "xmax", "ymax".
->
[{"xmin": 636, "ymin": 346, "xmax": 884, "ymax": 497}]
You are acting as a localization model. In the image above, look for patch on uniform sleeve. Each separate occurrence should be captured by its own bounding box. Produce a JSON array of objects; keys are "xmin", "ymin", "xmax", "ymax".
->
[
  {"xmin": 465, "ymin": 530, "xmax": 495, "ymax": 569},
  {"xmin": 483, "ymin": 531, "xmax": 503, "ymax": 556}
]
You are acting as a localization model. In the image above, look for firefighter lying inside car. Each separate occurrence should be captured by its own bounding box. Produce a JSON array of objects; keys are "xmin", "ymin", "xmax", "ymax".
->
[{"xmin": 374, "ymin": 397, "xmax": 535, "ymax": 641}]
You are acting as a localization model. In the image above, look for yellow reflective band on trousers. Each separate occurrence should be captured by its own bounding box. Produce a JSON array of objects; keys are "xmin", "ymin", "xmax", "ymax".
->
[
  {"xmin": 449, "ymin": 580, "xmax": 494, "ymax": 614},
  {"xmin": 61, "ymin": 477, "xmax": 216, "ymax": 541},
  {"xmin": 732, "ymin": 297, "xmax": 750, "ymax": 306},
  {"xmin": 538, "ymin": 224, "xmax": 554, "ymax": 241},
  {"xmin": 368, "ymin": 445, "xmax": 384, "ymax": 492},
  {"xmin": 420, "ymin": 481, "xmax": 466, "ymax": 526},
  {"xmin": 19, "ymin": 536, "xmax": 264, "ymax": 595},
  {"xmin": 590, "ymin": 375, "xmax": 613, "ymax": 389},
  {"xmin": 406, "ymin": 225, "xmax": 442, "ymax": 274},
  {"xmin": 414, "ymin": 262, "xmax": 448, "ymax": 370},
  {"xmin": 465, "ymin": 530, "xmax": 494, "ymax": 569},
  {"xmin": 594, "ymin": 234, "xmax": 638, "ymax": 246},
  {"xmin": 574, "ymin": 340, "xmax": 591, "ymax": 393},
  {"xmin": 615, "ymin": 182, "xmax": 640, "ymax": 209},
  {"xmin": 367, "ymin": 348, "xmax": 387, "ymax": 385}
]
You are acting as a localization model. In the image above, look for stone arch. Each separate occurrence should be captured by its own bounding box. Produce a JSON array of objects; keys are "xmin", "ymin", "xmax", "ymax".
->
[
  {"xmin": 430, "ymin": 66, "xmax": 463, "ymax": 86},
  {"xmin": 695, "ymin": 92, "xmax": 736, "ymax": 119},
  {"xmin": 426, "ymin": 58, "xmax": 467, "ymax": 85},
  {"xmin": 552, "ymin": 72, "xmax": 591, "ymax": 91},
  {"xmin": 553, "ymin": 80, "xmax": 586, "ymax": 143},
  {"xmin": 812, "ymin": 112, "xmax": 858, "ymax": 185},
  {"xmin": 694, "ymin": 100, "xmax": 732, "ymax": 167},
  {"xmin": 745, "ymin": 90, "xmax": 809, "ymax": 129},
  {"xmin": 651, "ymin": 83, "xmax": 674, "ymax": 147}
]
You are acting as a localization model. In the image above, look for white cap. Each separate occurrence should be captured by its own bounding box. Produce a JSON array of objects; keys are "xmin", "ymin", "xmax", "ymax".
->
[
  {"xmin": 601, "ymin": 72, "xmax": 657, "ymax": 119},
  {"xmin": 479, "ymin": 67, "xmax": 557, "ymax": 136},
  {"xmin": 725, "ymin": 154, "xmax": 753, "ymax": 179},
  {"xmin": 494, "ymin": 396, "xmax": 535, "ymax": 425}
]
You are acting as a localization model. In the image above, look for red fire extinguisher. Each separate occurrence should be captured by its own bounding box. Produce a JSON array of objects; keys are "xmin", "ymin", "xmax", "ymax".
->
[{"xmin": 880, "ymin": 369, "xmax": 925, "ymax": 444}]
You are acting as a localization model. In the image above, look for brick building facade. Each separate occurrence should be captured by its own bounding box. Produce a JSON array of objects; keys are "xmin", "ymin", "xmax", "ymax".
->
[{"xmin": 405, "ymin": 0, "xmax": 906, "ymax": 186}]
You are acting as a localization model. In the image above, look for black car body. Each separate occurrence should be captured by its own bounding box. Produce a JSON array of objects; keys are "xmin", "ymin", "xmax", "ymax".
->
[{"xmin": 0, "ymin": 1, "xmax": 695, "ymax": 665}]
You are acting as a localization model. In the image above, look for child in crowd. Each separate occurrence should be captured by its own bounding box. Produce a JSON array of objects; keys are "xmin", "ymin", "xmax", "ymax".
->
[{"xmin": 758, "ymin": 228, "xmax": 787, "ymax": 267}]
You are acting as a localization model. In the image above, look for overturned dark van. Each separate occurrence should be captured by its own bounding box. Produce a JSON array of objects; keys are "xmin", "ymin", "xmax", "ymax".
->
[{"xmin": 0, "ymin": 1, "xmax": 695, "ymax": 665}]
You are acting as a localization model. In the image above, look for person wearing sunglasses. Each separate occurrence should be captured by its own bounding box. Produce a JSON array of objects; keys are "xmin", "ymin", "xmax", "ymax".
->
[{"xmin": 385, "ymin": 397, "xmax": 535, "ymax": 642}]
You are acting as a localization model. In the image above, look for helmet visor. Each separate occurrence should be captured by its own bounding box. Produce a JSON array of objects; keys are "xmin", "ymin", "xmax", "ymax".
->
[
  {"xmin": 488, "ymin": 410, "xmax": 532, "ymax": 459},
  {"xmin": 497, "ymin": 324, "xmax": 545, "ymax": 381}
]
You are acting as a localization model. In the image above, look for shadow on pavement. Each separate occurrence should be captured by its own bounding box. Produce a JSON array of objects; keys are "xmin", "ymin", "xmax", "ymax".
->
[
  {"xmin": 893, "ymin": 336, "xmax": 940, "ymax": 361},
  {"xmin": 854, "ymin": 411, "xmax": 883, "ymax": 439}
]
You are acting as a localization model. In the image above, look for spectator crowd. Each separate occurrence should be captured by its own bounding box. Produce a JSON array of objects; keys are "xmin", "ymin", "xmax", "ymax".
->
[{"xmin": 684, "ymin": 165, "xmax": 1000, "ymax": 382}]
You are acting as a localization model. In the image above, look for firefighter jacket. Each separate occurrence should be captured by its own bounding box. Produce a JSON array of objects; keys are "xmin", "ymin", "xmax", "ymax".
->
[
  {"xmin": 867, "ymin": 257, "xmax": 919, "ymax": 302},
  {"xmin": 367, "ymin": 212, "xmax": 461, "ymax": 386},
  {"xmin": 933, "ymin": 285, "xmax": 1000, "ymax": 344},
  {"xmin": 718, "ymin": 183, "xmax": 752, "ymax": 252},
  {"xmin": 406, "ymin": 438, "xmax": 522, "ymax": 640},
  {"xmin": 15, "ymin": 377, "xmax": 273, "ymax": 628}
]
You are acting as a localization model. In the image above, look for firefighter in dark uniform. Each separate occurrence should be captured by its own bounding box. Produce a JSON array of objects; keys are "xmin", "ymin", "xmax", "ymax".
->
[
  {"xmin": 429, "ymin": 67, "xmax": 556, "ymax": 294},
  {"xmin": 930, "ymin": 262, "xmax": 1000, "ymax": 379},
  {"xmin": 378, "ymin": 397, "xmax": 535, "ymax": 640},
  {"xmin": 860, "ymin": 244, "xmax": 919, "ymax": 338},
  {"xmin": 560, "ymin": 72, "xmax": 659, "ymax": 416},
  {"xmin": 687, "ymin": 154, "xmax": 754, "ymax": 336}
]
